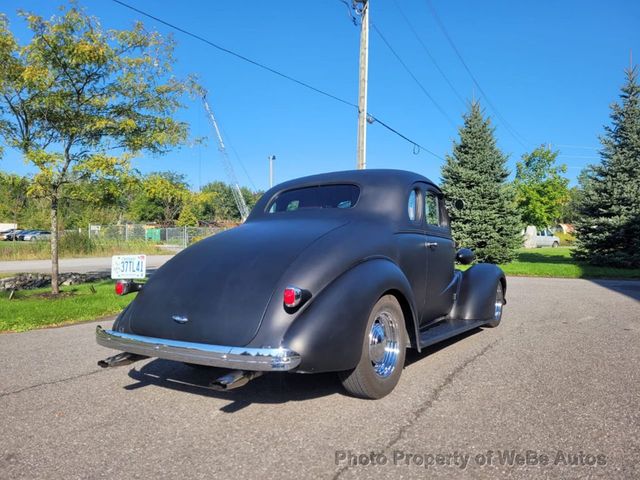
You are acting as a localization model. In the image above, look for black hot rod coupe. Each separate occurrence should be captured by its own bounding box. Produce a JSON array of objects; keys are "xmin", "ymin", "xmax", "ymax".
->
[{"xmin": 97, "ymin": 169, "xmax": 506, "ymax": 399}]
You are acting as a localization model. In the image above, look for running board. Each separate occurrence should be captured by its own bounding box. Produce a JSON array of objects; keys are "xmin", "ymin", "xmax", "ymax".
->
[{"xmin": 417, "ymin": 319, "xmax": 487, "ymax": 350}]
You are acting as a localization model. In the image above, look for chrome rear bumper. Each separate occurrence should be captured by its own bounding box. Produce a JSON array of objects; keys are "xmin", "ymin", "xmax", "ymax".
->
[{"xmin": 96, "ymin": 326, "xmax": 301, "ymax": 371}]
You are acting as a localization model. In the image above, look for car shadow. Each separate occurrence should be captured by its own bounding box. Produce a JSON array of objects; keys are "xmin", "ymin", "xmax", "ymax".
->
[
  {"xmin": 125, "ymin": 359, "xmax": 343, "ymax": 412},
  {"xmin": 405, "ymin": 327, "xmax": 483, "ymax": 367},
  {"xmin": 122, "ymin": 327, "xmax": 485, "ymax": 412}
]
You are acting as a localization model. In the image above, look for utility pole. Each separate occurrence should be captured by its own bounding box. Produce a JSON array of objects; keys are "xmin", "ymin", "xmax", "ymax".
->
[
  {"xmin": 268, "ymin": 155, "xmax": 276, "ymax": 188},
  {"xmin": 355, "ymin": 0, "xmax": 369, "ymax": 170}
]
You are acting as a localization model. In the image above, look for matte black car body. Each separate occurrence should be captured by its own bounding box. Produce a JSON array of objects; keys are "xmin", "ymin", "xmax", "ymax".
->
[{"xmin": 98, "ymin": 170, "xmax": 506, "ymax": 394}]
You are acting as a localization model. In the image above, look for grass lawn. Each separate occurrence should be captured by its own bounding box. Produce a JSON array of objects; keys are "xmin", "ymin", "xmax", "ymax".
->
[
  {"xmin": 468, "ymin": 247, "xmax": 640, "ymax": 279},
  {"xmin": 0, "ymin": 240, "xmax": 164, "ymax": 261},
  {"xmin": 0, "ymin": 280, "xmax": 134, "ymax": 333}
]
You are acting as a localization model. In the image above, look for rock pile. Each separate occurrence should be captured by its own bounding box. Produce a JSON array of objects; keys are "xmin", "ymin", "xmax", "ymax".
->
[{"xmin": 0, "ymin": 272, "xmax": 111, "ymax": 291}]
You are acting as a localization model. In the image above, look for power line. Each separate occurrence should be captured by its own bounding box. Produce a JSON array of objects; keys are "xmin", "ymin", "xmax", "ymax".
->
[
  {"xmin": 424, "ymin": 0, "xmax": 530, "ymax": 148},
  {"xmin": 557, "ymin": 154, "xmax": 600, "ymax": 159},
  {"xmin": 392, "ymin": 0, "xmax": 466, "ymax": 107},
  {"xmin": 111, "ymin": 0, "xmax": 357, "ymax": 110},
  {"xmin": 555, "ymin": 144, "xmax": 599, "ymax": 150},
  {"xmin": 371, "ymin": 23, "xmax": 456, "ymax": 127},
  {"xmin": 369, "ymin": 114, "xmax": 445, "ymax": 161},
  {"xmin": 111, "ymin": 0, "xmax": 443, "ymax": 161}
]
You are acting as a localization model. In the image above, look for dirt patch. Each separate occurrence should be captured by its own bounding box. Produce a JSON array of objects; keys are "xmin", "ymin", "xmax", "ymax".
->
[{"xmin": 30, "ymin": 291, "xmax": 78, "ymax": 300}]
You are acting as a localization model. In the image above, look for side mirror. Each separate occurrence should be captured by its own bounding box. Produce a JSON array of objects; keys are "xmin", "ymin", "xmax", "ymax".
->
[
  {"xmin": 456, "ymin": 248, "xmax": 475, "ymax": 265},
  {"xmin": 453, "ymin": 199, "xmax": 465, "ymax": 210}
]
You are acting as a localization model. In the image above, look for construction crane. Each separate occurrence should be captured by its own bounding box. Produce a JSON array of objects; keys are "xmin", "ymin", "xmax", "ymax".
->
[{"xmin": 201, "ymin": 93, "xmax": 250, "ymax": 222}]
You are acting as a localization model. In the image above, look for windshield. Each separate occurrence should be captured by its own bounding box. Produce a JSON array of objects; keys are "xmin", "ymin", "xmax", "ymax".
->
[{"xmin": 267, "ymin": 184, "xmax": 360, "ymax": 213}]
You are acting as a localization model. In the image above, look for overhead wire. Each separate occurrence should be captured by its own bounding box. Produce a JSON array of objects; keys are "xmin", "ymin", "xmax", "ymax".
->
[
  {"xmin": 371, "ymin": 22, "xmax": 456, "ymax": 127},
  {"xmin": 391, "ymin": 0, "xmax": 466, "ymax": 107},
  {"xmin": 111, "ymin": 0, "xmax": 443, "ymax": 160},
  {"xmin": 112, "ymin": 0, "xmax": 358, "ymax": 110},
  {"xmin": 424, "ymin": 0, "xmax": 530, "ymax": 148}
]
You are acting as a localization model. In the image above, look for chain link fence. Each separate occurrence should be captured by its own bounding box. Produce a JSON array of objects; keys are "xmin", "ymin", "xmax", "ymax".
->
[{"xmin": 84, "ymin": 224, "xmax": 222, "ymax": 249}]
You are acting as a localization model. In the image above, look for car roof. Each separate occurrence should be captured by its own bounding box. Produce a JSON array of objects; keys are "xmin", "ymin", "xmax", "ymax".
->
[
  {"xmin": 249, "ymin": 169, "xmax": 441, "ymax": 224},
  {"xmin": 269, "ymin": 169, "xmax": 436, "ymax": 190}
]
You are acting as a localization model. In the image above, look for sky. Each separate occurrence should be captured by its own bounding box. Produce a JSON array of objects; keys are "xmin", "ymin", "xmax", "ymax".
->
[{"xmin": 2, "ymin": 0, "xmax": 639, "ymax": 191}]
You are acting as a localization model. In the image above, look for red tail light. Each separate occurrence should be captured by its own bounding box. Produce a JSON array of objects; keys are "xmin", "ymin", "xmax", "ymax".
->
[
  {"xmin": 284, "ymin": 286, "xmax": 302, "ymax": 308},
  {"xmin": 115, "ymin": 280, "xmax": 142, "ymax": 296},
  {"xmin": 115, "ymin": 280, "xmax": 126, "ymax": 296}
]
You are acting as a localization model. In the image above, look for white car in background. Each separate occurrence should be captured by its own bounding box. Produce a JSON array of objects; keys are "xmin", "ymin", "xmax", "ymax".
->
[
  {"xmin": 21, "ymin": 230, "xmax": 51, "ymax": 242},
  {"xmin": 535, "ymin": 228, "xmax": 560, "ymax": 248}
]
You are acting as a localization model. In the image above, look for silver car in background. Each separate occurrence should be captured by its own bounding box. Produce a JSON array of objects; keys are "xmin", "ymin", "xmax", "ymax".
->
[{"xmin": 535, "ymin": 228, "xmax": 560, "ymax": 248}]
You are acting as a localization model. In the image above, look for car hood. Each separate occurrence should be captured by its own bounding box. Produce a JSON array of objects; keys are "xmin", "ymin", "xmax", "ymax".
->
[{"xmin": 126, "ymin": 218, "xmax": 348, "ymax": 346}]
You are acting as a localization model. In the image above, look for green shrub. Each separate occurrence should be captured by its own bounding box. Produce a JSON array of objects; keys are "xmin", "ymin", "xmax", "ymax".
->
[{"xmin": 556, "ymin": 232, "xmax": 576, "ymax": 246}]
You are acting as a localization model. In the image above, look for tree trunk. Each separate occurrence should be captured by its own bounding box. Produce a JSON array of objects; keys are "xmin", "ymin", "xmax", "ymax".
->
[{"xmin": 50, "ymin": 195, "xmax": 60, "ymax": 295}]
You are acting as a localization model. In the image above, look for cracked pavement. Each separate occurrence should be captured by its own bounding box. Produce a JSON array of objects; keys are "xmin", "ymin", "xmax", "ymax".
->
[{"xmin": 1, "ymin": 277, "xmax": 639, "ymax": 479}]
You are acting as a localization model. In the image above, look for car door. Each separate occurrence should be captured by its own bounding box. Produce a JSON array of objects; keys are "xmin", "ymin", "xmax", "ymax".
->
[
  {"xmin": 421, "ymin": 187, "xmax": 456, "ymax": 327},
  {"xmin": 540, "ymin": 229, "xmax": 552, "ymax": 246},
  {"xmin": 536, "ymin": 229, "xmax": 546, "ymax": 247},
  {"xmin": 396, "ymin": 186, "xmax": 428, "ymax": 316}
]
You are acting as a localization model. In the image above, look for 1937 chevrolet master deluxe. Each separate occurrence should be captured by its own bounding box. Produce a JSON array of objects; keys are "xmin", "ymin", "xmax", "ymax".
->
[{"xmin": 97, "ymin": 169, "xmax": 506, "ymax": 399}]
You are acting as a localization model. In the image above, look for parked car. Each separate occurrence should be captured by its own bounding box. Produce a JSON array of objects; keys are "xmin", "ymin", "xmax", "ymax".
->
[
  {"xmin": 535, "ymin": 228, "xmax": 560, "ymax": 248},
  {"xmin": 14, "ymin": 230, "xmax": 37, "ymax": 241},
  {"xmin": 2, "ymin": 229, "xmax": 24, "ymax": 241},
  {"xmin": 97, "ymin": 170, "xmax": 507, "ymax": 399},
  {"xmin": 20, "ymin": 230, "xmax": 51, "ymax": 242}
]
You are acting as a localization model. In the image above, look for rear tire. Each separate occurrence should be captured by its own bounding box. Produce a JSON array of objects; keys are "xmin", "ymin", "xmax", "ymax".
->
[
  {"xmin": 552, "ymin": 241, "xmax": 559, "ymax": 248},
  {"xmin": 339, "ymin": 295, "xmax": 407, "ymax": 399},
  {"xmin": 485, "ymin": 282, "xmax": 505, "ymax": 328}
]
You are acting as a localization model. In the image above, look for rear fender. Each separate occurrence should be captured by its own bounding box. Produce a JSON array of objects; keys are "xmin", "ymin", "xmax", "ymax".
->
[
  {"xmin": 450, "ymin": 264, "xmax": 506, "ymax": 322},
  {"xmin": 283, "ymin": 258, "xmax": 417, "ymax": 373}
]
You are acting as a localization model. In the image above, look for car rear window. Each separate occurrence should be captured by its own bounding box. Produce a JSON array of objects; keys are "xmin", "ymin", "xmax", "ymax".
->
[{"xmin": 267, "ymin": 184, "xmax": 360, "ymax": 213}]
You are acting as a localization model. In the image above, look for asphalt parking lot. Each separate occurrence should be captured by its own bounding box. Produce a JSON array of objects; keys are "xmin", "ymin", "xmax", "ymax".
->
[{"xmin": 1, "ymin": 276, "xmax": 639, "ymax": 479}]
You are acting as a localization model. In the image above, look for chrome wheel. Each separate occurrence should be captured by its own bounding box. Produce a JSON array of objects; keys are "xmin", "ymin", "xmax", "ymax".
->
[
  {"xmin": 368, "ymin": 311, "xmax": 400, "ymax": 378},
  {"xmin": 340, "ymin": 295, "xmax": 407, "ymax": 399},
  {"xmin": 494, "ymin": 283, "xmax": 504, "ymax": 321}
]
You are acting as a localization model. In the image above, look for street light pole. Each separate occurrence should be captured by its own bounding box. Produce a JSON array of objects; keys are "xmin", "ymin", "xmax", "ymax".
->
[
  {"xmin": 356, "ymin": 0, "xmax": 369, "ymax": 170},
  {"xmin": 269, "ymin": 155, "xmax": 276, "ymax": 188}
]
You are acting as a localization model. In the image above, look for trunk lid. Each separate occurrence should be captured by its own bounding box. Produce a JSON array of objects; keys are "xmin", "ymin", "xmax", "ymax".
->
[{"xmin": 127, "ymin": 219, "xmax": 346, "ymax": 346}]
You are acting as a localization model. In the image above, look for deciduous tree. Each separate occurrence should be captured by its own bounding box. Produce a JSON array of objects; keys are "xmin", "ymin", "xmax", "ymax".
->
[
  {"xmin": 514, "ymin": 146, "xmax": 569, "ymax": 228},
  {"xmin": 0, "ymin": 5, "xmax": 195, "ymax": 293}
]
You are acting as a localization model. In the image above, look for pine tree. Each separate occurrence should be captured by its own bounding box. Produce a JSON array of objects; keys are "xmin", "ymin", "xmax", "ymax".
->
[
  {"xmin": 574, "ymin": 67, "xmax": 640, "ymax": 268},
  {"xmin": 441, "ymin": 101, "xmax": 522, "ymax": 263}
]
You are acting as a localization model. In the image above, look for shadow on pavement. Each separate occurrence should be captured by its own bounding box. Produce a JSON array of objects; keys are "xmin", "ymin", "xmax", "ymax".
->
[
  {"xmin": 125, "ymin": 359, "xmax": 342, "ymax": 412},
  {"xmin": 588, "ymin": 279, "xmax": 640, "ymax": 302},
  {"xmin": 123, "ymin": 327, "xmax": 486, "ymax": 412},
  {"xmin": 405, "ymin": 327, "xmax": 483, "ymax": 367}
]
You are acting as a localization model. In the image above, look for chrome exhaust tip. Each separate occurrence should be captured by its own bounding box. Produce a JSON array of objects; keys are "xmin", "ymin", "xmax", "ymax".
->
[
  {"xmin": 98, "ymin": 352, "xmax": 148, "ymax": 368},
  {"xmin": 210, "ymin": 370, "xmax": 263, "ymax": 391}
]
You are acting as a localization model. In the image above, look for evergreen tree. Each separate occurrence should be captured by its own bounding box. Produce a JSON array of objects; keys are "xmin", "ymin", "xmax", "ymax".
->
[
  {"xmin": 574, "ymin": 67, "xmax": 640, "ymax": 268},
  {"xmin": 441, "ymin": 101, "xmax": 522, "ymax": 263}
]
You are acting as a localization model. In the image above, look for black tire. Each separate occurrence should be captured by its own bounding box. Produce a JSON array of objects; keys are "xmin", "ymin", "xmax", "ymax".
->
[
  {"xmin": 339, "ymin": 295, "xmax": 407, "ymax": 399},
  {"xmin": 485, "ymin": 281, "xmax": 504, "ymax": 328},
  {"xmin": 552, "ymin": 241, "xmax": 559, "ymax": 248}
]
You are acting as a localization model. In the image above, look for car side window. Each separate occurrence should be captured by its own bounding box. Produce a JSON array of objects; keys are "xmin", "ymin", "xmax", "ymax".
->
[
  {"xmin": 425, "ymin": 192, "xmax": 440, "ymax": 226},
  {"xmin": 407, "ymin": 189, "xmax": 417, "ymax": 221}
]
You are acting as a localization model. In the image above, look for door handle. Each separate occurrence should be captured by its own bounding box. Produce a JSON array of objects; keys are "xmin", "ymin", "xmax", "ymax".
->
[{"xmin": 425, "ymin": 241, "xmax": 439, "ymax": 248}]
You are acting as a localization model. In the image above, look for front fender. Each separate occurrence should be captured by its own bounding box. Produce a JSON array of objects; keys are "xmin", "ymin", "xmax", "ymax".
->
[
  {"xmin": 450, "ymin": 263, "xmax": 506, "ymax": 321},
  {"xmin": 283, "ymin": 258, "xmax": 417, "ymax": 373}
]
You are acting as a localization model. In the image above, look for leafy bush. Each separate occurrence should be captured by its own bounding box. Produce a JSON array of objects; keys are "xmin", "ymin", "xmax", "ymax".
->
[{"xmin": 556, "ymin": 232, "xmax": 576, "ymax": 246}]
